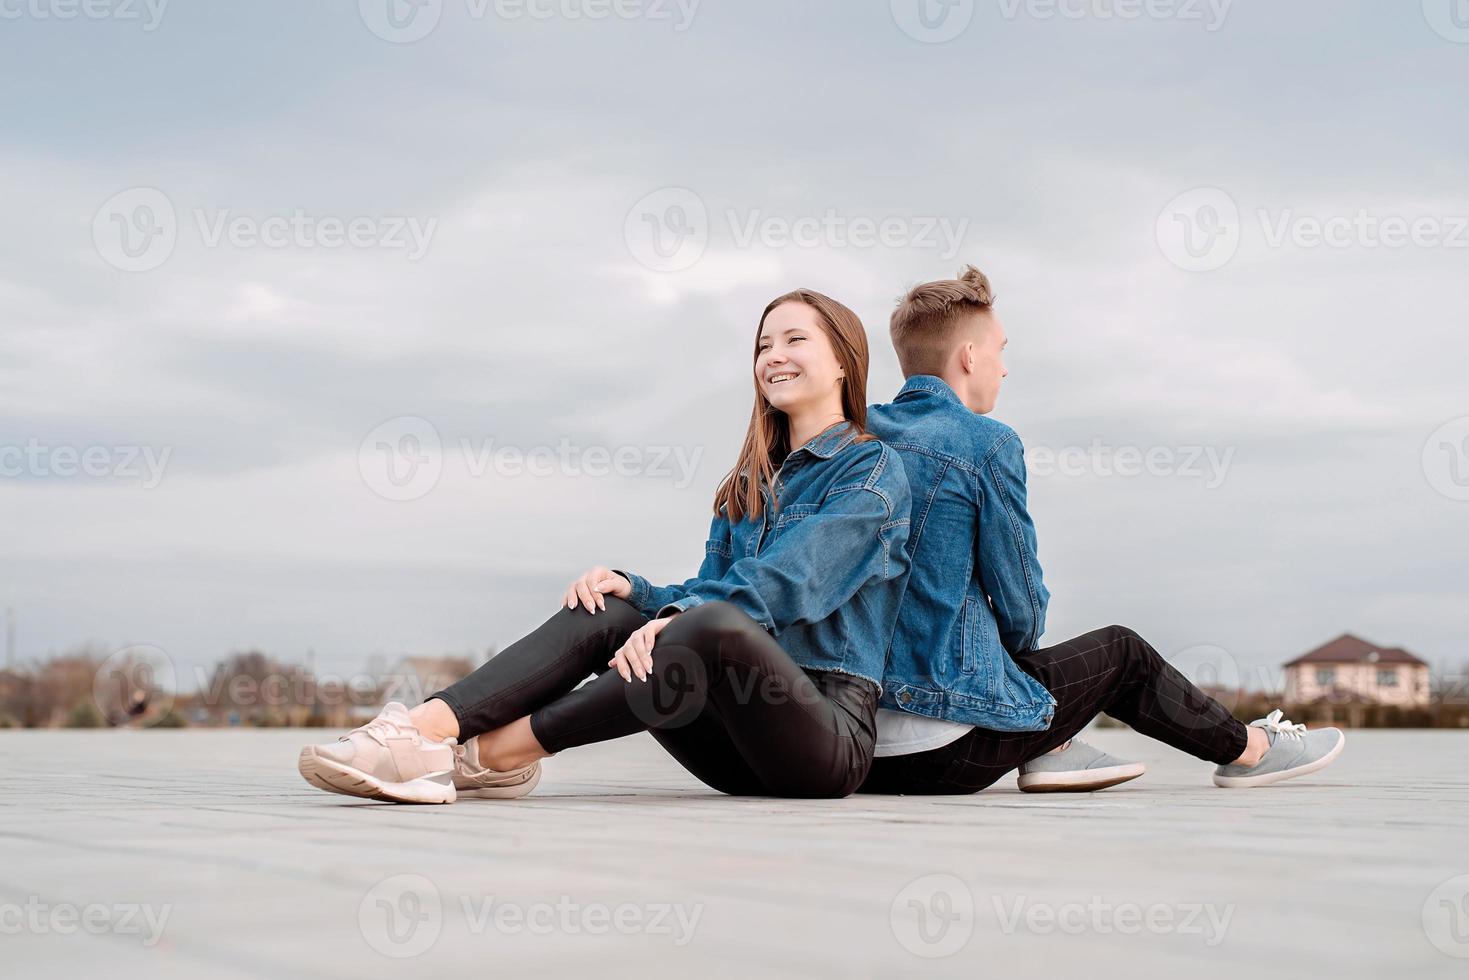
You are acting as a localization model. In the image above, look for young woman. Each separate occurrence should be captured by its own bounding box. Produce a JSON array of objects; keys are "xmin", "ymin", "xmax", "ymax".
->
[{"xmin": 298, "ymin": 289, "xmax": 911, "ymax": 802}]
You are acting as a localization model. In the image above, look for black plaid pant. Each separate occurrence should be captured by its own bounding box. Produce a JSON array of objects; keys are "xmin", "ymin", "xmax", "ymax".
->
[{"xmin": 858, "ymin": 624, "xmax": 1250, "ymax": 795}]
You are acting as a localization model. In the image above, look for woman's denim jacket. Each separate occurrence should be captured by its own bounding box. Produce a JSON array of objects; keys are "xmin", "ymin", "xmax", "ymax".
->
[{"xmin": 618, "ymin": 422, "xmax": 911, "ymax": 687}]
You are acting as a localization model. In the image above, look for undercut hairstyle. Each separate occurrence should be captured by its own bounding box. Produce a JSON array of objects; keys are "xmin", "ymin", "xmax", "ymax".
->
[{"xmin": 888, "ymin": 265, "xmax": 995, "ymax": 378}]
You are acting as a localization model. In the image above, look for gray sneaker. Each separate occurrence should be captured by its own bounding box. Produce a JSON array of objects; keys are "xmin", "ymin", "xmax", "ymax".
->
[
  {"xmin": 1017, "ymin": 739, "xmax": 1147, "ymax": 793},
  {"xmin": 449, "ymin": 738, "xmax": 542, "ymax": 800},
  {"xmin": 1212, "ymin": 709, "xmax": 1345, "ymax": 788}
]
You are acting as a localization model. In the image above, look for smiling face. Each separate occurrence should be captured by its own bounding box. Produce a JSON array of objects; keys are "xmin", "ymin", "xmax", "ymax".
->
[{"xmin": 755, "ymin": 301, "xmax": 846, "ymax": 416}]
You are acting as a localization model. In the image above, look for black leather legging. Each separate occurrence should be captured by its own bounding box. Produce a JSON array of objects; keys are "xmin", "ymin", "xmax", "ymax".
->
[{"xmin": 429, "ymin": 598, "xmax": 878, "ymax": 798}]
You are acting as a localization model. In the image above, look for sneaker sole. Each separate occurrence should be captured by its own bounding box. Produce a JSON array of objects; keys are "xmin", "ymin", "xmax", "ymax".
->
[
  {"xmin": 456, "ymin": 763, "xmax": 541, "ymax": 800},
  {"xmin": 1211, "ymin": 730, "xmax": 1346, "ymax": 788},
  {"xmin": 1018, "ymin": 762, "xmax": 1147, "ymax": 793},
  {"xmin": 297, "ymin": 747, "xmax": 456, "ymax": 804}
]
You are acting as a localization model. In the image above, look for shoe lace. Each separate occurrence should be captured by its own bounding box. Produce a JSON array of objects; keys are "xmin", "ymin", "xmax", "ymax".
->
[
  {"xmin": 351, "ymin": 714, "xmax": 410, "ymax": 746},
  {"xmin": 1257, "ymin": 708, "xmax": 1307, "ymax": 740}
]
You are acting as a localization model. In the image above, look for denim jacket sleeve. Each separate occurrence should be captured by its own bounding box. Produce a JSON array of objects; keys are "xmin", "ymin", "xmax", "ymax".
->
[
  {"xmin": 657, "ymin": 450, "xmax": 910, "ymax": 631},
  {"xmin": 978, "ymin": 432, "xmax": 1050, "ymax": 653},
  {"xmin": 614, "ymin": 514, "xmax": 733, "ymax": 617}
]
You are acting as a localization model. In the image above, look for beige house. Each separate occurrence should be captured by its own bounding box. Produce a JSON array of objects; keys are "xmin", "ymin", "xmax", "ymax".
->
[{"xmin": 1283, "ymin": 634, "xmax": 1430, "ymax": 707}]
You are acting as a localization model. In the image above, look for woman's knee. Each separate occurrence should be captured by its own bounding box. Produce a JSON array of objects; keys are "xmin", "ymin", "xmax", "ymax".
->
[{"xmin": 661, "ymin": 600, "xmax": 761, "ymax": 647}]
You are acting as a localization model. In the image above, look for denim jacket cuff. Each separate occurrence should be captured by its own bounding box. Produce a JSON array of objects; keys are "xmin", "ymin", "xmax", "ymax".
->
[
  {"xmin": 612, "ymin": 569, "xmax": 651, "ymax": 611},
  {"xmin": 656, "ymin": 595, "xmax": 705, "ymax": 619}
]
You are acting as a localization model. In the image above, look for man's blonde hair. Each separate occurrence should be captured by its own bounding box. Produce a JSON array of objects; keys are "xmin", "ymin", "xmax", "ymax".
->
[{"xmin": 889, "ymin": 265, "xmax": 995, "ymax": 378}]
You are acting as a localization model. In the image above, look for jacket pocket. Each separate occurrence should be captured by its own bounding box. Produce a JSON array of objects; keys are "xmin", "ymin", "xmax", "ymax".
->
[
  {"xmin": 773, "ymin": 503, "xmax": 820, "ymax": 530},
  {"xmin": 960, "ymin": 595, "xmax": 981, "ymax": 675}
]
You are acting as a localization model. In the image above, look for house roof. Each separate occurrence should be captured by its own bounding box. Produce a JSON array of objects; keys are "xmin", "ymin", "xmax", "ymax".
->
[{"xmin": 1284, "ymin": 633, "xmax": 1428, "ymax": 667}]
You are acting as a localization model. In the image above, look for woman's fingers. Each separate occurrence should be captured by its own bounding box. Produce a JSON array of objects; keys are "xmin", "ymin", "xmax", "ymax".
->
[
  {"xmin": 609, "ymin": 645, "xmax": 632, "ymax": 682},
  {"xmin": 575, "ymin": 579, "xmax": 599, "ymax": 614},
  {"xmin": 626, "ymin": 630, "xmax": 646, "ymax": 681}
]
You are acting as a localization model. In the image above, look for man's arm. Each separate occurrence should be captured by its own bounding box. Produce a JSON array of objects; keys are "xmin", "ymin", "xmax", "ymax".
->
[{"xmin": 977, "ymin": 432, "xmax": 1049, "ymax": 653}]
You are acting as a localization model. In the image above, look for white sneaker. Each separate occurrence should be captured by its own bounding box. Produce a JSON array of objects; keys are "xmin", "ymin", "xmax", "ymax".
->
[
  {"xmin": 297, "ymin": 702, "xmax": 456, "ymax": 804},
  {"xmin": 449, "ymin": 738, "xmax": 541, "ymax": 800}
]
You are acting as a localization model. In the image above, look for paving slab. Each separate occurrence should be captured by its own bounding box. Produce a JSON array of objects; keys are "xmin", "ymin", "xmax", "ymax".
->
[{"xmin": 2, "ymin": 727, "xmax": 1466, "ymax": 978}]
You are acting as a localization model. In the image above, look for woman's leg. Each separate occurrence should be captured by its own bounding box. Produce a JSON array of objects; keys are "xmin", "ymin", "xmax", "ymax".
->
[
  {"xmin": 528, "ymin": 601, "xmax": 878, "ymax": 798},
  {"xmin": 415, "ymin": 598, "xmax": 647, "ymax": 745}
]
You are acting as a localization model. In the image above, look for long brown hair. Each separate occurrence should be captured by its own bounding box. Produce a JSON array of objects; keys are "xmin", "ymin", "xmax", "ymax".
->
[{"xmin": 713, "ymin": 289, "xmax": 874, "ymax": 522}]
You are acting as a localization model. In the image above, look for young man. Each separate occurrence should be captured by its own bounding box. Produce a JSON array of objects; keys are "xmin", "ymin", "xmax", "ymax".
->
[{"xmin": 860, "ymin": 266, "xmax": 1345, "ymax": 794}]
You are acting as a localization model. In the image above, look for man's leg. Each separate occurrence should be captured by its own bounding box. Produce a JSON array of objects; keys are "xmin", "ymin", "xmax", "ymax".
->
[{"xmin": 860, "ymin": 624, "xmax": 1249, "ymax": 795}]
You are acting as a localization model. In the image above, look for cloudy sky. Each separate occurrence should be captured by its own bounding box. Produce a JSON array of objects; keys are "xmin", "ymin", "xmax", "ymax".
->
[{"xmin": 2, "ymin": 0, "xmax": 1466, "ymax": 693}]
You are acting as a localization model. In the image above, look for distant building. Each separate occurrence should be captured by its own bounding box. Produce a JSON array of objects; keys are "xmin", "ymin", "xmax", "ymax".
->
[{"xmin": 1284, "ymin": 634, "xmax": 1430, "ymax": 707}]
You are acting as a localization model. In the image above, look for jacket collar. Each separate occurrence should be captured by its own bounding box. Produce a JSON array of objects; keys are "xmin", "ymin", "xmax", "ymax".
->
[
  {"xmin": 790, "ymin": 420, "xmax": 858, "ymax": 461},
  {"xmin": 894, "ymin": 374, "xmax": 965, "ymax": 407}
]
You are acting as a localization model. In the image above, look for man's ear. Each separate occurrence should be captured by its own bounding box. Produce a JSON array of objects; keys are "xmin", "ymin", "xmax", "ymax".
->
[{"xmin": 959, "ymin": 341, "xmax": 975, "ymax": 374}]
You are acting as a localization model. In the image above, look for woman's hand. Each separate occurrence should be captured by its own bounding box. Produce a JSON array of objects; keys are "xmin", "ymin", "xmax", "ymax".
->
[
  {"xmin": 564, "ymin": 566, "xmax": 632, "ymax": 614},
  {"xmin": 608, "ymin": 615, "xmax": 676, "ymax": 682}
]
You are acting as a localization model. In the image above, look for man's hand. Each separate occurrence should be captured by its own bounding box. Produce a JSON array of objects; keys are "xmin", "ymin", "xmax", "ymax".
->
[
  {"xmin": 564, "ymin": 566, "xmax": 632, "ymax": 614},
  {"xmin": 608, "ymin": 615, "xmax": 676, "ymax": 682}
]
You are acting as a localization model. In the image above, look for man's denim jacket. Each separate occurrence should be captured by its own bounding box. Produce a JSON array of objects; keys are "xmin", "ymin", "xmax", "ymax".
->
[{"xmin": 867, "ymin": 376, "xmax": 1057, "ymax": 730}]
